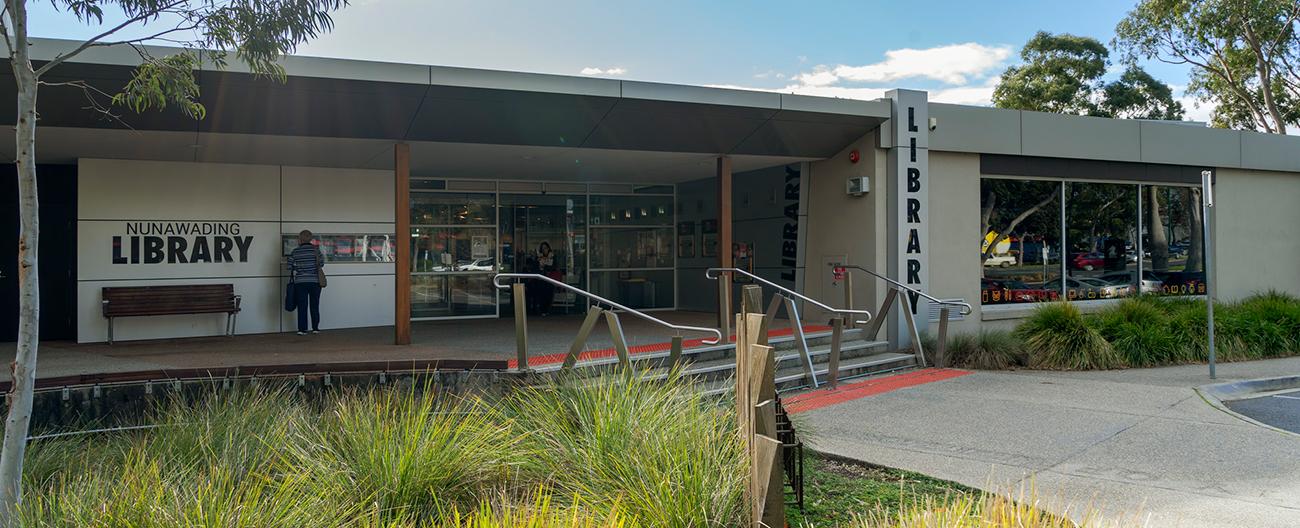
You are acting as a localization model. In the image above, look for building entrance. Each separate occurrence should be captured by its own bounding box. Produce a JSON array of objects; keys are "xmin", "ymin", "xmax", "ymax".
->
[{"xmin": 499, "ymin": 193, "xmax": 587, "ymax": 316}]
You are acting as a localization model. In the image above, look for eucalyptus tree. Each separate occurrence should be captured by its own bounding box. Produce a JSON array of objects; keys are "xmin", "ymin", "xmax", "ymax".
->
[{"xmin": 1, "ymin": 0, "xmax": 346, "ymax": 522}]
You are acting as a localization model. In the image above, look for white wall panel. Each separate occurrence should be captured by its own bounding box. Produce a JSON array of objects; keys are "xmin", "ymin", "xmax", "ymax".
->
[
  {"xmin": 78, "ymin": 159, "xmax": 280, "ymax": 220},
  {"xmin": 279, "ymin": 274, "xmax": 394, "ymax": 331},
  {"xmin": 78, "ymin": 220, "xmax": 282, "ymax": 280},
  {"xmin": 280, "ymin": 166, "xmax": 394, "ymax": 223}
]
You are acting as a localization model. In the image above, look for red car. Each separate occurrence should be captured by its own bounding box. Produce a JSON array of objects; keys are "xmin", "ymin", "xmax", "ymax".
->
[{"xmin": 1071, "ymin": 252, "xmax": 1104, "ymax": 271}]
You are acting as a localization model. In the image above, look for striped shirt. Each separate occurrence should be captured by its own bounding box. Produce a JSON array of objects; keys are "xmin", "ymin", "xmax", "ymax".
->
[{"xmin": 288, "ymin": 243, "xmax": 323, "ymax": 283}]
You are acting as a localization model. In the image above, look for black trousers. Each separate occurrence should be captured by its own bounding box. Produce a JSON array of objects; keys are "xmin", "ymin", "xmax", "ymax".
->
[{"xmin": 294, "ymin": 282, "xmax": 322, "ymax": 332}]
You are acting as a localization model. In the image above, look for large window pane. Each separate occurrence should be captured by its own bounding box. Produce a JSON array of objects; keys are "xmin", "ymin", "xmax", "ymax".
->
[
  {"xmin": 589, "ymin": 195, "xmax": 674, "ymax": 226},
  {"xmin": 411, "ymin": 192, "xmax": 495, "ymax": 225},
  {"xmin": 499, "ymin": 194, "xmax": 587, "ymax": 315},
  {"xmin": 281, "ymin": 234, "xmax": 394, "ymax": 263},
  {"xmin": 1142, "ymin": 186, "xmax": 1207, "ymax": 296},
  {"xmin": 410, "ymin": 227, "xmax": 496, "ymax": 272},
  {"xmin": 590, "ymin": 227, "xmax": 674, "ymax": 269},
  {"xmin": 591, "ymin": 270, "xmax": 674, "ymax": 309},
  {"xmin": 1065, "ymin": 182, "xmax": 1138, "ymax": 300},
  {"xmin": 979, "ymin": 179, "xmax": 1063, "ymax": 305},
  {"xmin": 411, "ymin": 274, "xmax": 496, "ymax": 318}
]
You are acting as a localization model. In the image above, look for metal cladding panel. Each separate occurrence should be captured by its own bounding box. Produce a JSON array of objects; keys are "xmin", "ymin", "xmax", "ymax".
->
[
  {"xmin": 1240, "ymin": 130, "xmax": 1300, "ymax": 172},
  {"xmin": 582, "ymin": 98, "xmax": 777, "ymax": 153},
  {"xmin": 732, "ymin": 111, "xmax": 881, "ymax": 158},
  {"xmin": 194, "ymin": 71, "xmax": 426, "ymax": 139},
  {"xmin": 1021, "ymin": 110, "xmax": 1142, "ymax": 162},
  {"xmin": 1139, "ymin": 121, "xmax": 1242, "ymax": 167},
  {"xmin": 7, "ymin": 62, "xmax": 198, "ymax": 132},
  {"xmin": 404, "ymin": 85, "xmax": 617, "ymax": 147}
]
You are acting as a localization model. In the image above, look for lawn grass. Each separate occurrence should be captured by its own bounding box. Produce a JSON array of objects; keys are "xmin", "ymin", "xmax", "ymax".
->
[{"xmin": 787, "ymin": 452, "xmax": 976, "ymax": 527}]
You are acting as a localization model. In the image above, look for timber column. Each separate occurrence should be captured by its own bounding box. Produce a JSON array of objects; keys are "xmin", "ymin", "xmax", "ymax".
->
[
  {"xmin": 395, "ymin": 143, "xmax": 412, "ymax": 345},
  {"xmin": 717, "ymin": 156, "xmax": 733, "ymax": 340},
  {"xmin": 885, "ymin": 89, "xmax": 929, "ymax": 350}
]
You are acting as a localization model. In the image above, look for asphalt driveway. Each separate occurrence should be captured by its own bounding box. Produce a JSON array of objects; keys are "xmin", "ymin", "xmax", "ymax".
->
[{"xmin": 796, "ymin": 357, "xmax": 1300, "ymax": 528}]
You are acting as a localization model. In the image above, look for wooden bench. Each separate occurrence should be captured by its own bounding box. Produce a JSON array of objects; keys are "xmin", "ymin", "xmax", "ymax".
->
[{"xmin": 102, "ymin": 284, "xmax": 241, "ymax": 344}]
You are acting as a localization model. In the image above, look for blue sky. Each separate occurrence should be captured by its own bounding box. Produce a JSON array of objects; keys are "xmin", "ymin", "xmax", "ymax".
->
[{"xmin": 25, "ymin": 0, "xmax": 1212, "ymax": 119}]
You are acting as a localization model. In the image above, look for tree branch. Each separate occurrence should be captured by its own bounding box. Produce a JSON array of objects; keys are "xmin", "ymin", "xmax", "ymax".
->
[{"xmin": 34, "ymin": 0, "xmax": 190, "ymax": 78}]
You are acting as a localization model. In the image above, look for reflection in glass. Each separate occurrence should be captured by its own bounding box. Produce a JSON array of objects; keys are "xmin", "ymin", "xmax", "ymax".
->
[
  {"xmin": 411, "ymin": 192, "xmax": 495, "ymax": 225},
  {"xmin": 979, "ymin": 179, "xmax": 1062, "ymax": 305},
  {"xmin": 410, "ymin": 227, "xmax": 496, "ymax": 272},
  {"xmin": 589, "ymin": 195, "xmax": 674, "ymax": 226},
  {"xmin": 1066, "ymin": 182, "xmax": 1138, "ymax": 300},
  {"xmin": 590, "ymin": 227, "xmax": 674, "ymax": 269},
  {"xmin": 591, "ymin": 270, "xmax": 675, "ymax": 309},
  {"xmin": 411, "ymin": 274, "xmax": 496, "ymax": 317},
  {"xmin": 1142, "ymin": 186, "xmax": 1207, "ymax": 296},
  {"xmin": 499, "ymin": 194, "xmax": 587, "ymax": 315},
  {"xmin": 281, "ymin": 234, "xmax": 394, "ymax": 262}
]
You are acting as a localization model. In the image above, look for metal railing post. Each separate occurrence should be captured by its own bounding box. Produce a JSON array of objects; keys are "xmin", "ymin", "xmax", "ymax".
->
[
  {"xmin": 865, "ymin": 288, "xmax": 897, "ymax": 341},
  {"xmin": 783, "ymin": 296, "xmax": 818, "ymax": 389},
  {"xmin": 843, "ymin": 271, "xmax": 854, "ymax": 329},
  {"xmin": 719, "ymin": 277, "xmax": 733, "ymax": 343},
  {"xmin": 512, "ymin": 282, "xmax": 529, "ymax": 370},
  {"xmin": 604, "ymin": 310, "xmax": 632, "ymax": 368},
  {"xmin": 900, "ymin": 293, "xmax": 926, "ymax": 368}
]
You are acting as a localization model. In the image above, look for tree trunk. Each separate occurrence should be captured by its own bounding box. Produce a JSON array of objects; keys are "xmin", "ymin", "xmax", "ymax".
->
[
  {"xmin": 1186, "ymin": 189, "xmax": 1204, "ymax": 274},
  {"xmin": 1148, "ymin": 187, "xmax": 1169, "ymax": 272},
  {"xmin": 1, "ymin": 0, "xmax": 41, "ymax": 522}
]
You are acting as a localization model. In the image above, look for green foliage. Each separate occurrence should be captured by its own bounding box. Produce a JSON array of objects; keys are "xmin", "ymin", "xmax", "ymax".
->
[
  {"xmin": 1114, "ymin": 0, "xmax": 1300, "ymax": 133},
  {"xmin": 504, "ymin": 370, "xmax": 746, "ymax": 526},
  {"xmin": 992, "ymin": 31, "xmax": 1184, "ymax": 121},
  {"xmin": 1091, "ymin": 299, "xmax": 1184, "ymax": 366},
  {"xmin": 945, "ymin": 330, "xmax": 1025, "ymax": 370},
  {"xmin": 787, "ymin": 453, "xmax": 975, "ymax": 526},
  {"xmin": 1016, "ymin": 303, "xmax": 1124, "ymax": 370}
]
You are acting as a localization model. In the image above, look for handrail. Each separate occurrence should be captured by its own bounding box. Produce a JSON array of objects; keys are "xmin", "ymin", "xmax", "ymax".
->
[
  {"xmin": 492, "ymin": 273, "xmax": 723, "ymax": 345},
  {"xmin": 705, "ymin": 267, "xmax": 872, "ymax": 324},
  {"xmin": 832, "ymin": 264, "xmax": 973, "ymax": 316}
]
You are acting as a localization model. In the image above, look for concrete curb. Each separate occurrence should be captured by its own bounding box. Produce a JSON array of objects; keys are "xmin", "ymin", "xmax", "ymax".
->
[{"xmin": 1196, "ymin": 375, "xmax": 1300, "ymax": 438}]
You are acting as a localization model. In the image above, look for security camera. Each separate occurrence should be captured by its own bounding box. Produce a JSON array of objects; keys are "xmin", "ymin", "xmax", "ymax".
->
[{"xmin": 928, "ymin": 117, "xmax": 938, "ymax": 131}]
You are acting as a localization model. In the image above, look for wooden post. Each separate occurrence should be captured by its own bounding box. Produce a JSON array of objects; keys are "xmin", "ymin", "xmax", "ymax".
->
[
  {"xmin": 761, "ymin": 294, "xmax": 783, "ymax": 347},
  {"xmin": 719, "ymin": 278, "xmax": 733, "ymax": 344},
  {"xmin": 605, "ymin": 311, "xmax": 632, "ymax": 368},
  {"xmin": 669, "ymin": 335, "xmax": 684, "ymax": 369},
  {"xmin": 843, "ymin": 271, "xmax": 855, "ymax": 329},
  {"xmin": 512, "ymin": 283, "xmax": 528, "ymax": 370},
  {"xmin": 784, "ymin": 296, "xmax": 817, "ymax": 388},
  {"xmin": 563, "ymin": 306, "xmax": 604, "ymax": 370},
  {"xmin": 828, "ymin": 316, "xmax": 843, "ymax": 389},
  {"xmin": 394, "ymin": 143, "xmax": 411, "ymax": 345},
  {"xmin": 936, "ymin": 307, "xmax": 951, "ymax": 368},
  {"xmin": 718, "ymin": 156, "xmax": 734, "ymax": 339},
  {"xmin": 865, "ymin": 287, "xmax": 898, "ymax": 341},
  {"xmin": 741, "ymin": 284, "xmax": 763, "ymax": 316}
]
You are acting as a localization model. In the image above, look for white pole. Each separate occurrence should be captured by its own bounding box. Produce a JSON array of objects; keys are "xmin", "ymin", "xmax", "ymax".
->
[{"xmin": 1201, "ymin": 170, "xmax": 1216, "ymax": 379}]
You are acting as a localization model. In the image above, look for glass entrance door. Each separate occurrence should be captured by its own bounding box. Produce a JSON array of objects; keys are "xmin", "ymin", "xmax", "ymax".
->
[
  {"xmin": 499, "ymin": 193, "xmax": 586, "ymax": 315},
  {"xmin": 409, "ymin": 191, "xmax": 498, "ymax": 318}
]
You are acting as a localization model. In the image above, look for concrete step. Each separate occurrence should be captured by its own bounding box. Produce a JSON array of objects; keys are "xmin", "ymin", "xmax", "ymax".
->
[
  {"xmin": 692, "ymin": 352, "xmax": 919, "ymax": 397},
  {"xmin": 530, "ymin": 327, "xmax": 868, "ymax": 374}
]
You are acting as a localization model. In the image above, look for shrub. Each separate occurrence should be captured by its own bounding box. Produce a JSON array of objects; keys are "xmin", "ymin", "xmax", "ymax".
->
[
  {"xmin": 945, "ymin": 330, "xmax": 1024, "ymax": 370},
  {"xmin": 1091, "ymin": 299, "xmax": 1184, "ymax": 367},
  {"xmin": 503, "ymin": 370, "xmax": 746, "ymax": 526},
  {"xmin": 841, "ymin": 485, "xmax": 1119, "ymax": 528},
  {"xmin": 1221, "ymin": 291, "xmax": 1300, "ymax": 358},
  {"xmin": 1017, "ymin": 303, "xmax": 1124, "ymax": 370}
]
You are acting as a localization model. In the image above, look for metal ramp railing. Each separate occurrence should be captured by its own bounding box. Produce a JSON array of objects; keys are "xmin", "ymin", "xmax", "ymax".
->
[
  {"xmin": 829, "ymin": 263, "xmax": 972, "ymax": 368},
  {"xmin": 706, "ymin": 267, "xmax": 873, "ymax": 389},
  {"xmin": 492, "ymin": 273, "xmax": 723, "ymax": 371}
]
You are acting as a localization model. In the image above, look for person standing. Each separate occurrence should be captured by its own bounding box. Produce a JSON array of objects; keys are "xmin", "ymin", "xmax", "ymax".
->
[
  {"xmin": 288, "ymin": 230, "xmax": 325, "ymax": 335},
  {"xmin": 536, "ymin": 241, "xmax": 557, "ymax": 316}
]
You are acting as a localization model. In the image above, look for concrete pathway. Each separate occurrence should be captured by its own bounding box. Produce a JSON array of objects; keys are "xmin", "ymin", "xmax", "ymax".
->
[{"xmin": 797, "ymin": 357, "xmax": 1300, "ymax": 527}]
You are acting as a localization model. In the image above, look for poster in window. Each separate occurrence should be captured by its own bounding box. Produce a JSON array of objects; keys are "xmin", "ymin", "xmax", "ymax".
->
[
  {"xmin": 701, "ymin": 219, "xmax": 718, "ymax": 234},
  {"xmin": 702, "ymin": 233, "xmax": 718, "ymax": 257},
  {"xmin": 471, "ymin": 236, "xmax": 490, "ymax": 259},
  {"xmin": 677, "ymin": 221, "xmax": 694, "ymax": 236},
  {"xmin": 678, "ymin": 235, "xmax": 695, "ymax": 258}
]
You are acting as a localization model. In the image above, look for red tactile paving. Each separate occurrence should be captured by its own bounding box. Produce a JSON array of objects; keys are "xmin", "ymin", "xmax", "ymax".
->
[
  {"xmin": 783, "ymin": 368, "xmax": 971, "ymax": 414},
  {"xmin": 507, "ymin": 325, "xmax": 832, "ymax": 369}
]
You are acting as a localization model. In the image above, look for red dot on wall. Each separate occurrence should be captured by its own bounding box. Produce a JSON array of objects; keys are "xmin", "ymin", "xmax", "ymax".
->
[{"xmin": 849, "ymin": 150, "xmax": 860, "ymax": 163}]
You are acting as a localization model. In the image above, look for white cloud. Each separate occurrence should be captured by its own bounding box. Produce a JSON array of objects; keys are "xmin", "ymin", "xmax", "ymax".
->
[
  {"xmin": 828, "ymin": 43, "xmax": 1012, "ymax": 85},
  {"xmin": 580, "ymin": 67, "xmax": 627, "ymax": 76},
  {"xmin": 710, "ymin": 43, "xmax": 1012, "ymax": 106}
]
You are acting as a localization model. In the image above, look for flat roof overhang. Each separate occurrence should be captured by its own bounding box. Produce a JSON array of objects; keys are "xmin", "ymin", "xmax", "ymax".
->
[{"xmin": 0, "ymin": 39, "xmax": 889, "ymax": 181}]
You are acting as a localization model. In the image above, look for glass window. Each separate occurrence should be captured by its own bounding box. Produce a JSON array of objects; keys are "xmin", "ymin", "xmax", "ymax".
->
[
  {"xmin": 589, "ymin": 195, "xmax": 674, "ymax": 226},
  {"xmin": 1066, "ymin": 182, "xmax": 1138, "ymax": 300},
  {"xmin": 411, "ymin": 274, "xmax": 496, "ymax": 318},
  {"xmin": 979, "ymin": 179, "xmax": 1063, "ymax": 305},
  {"xmin": 499, "ymin": 194, "xmax": 588, "ymax": 315},
  {"xmin": 590, "ymin": 227, "xmax": 674, "ymax": 269},
  {"xmin": 411, "ymin": 192, "xmax": 495, "ymax": 225},
  {"xmin": 591, "ymin": 270, "xmax": 675, "ymax": 309},
  {"xmin": 281, "ymin": 234, "xmax": 395, "ymax": 263},
  {"xmin": 410, "ymin": 227, "xmax": 496, "ymax": 272},
  {"xmin": 1142, "ymin": 186, "xmax": 1207, "ymax": 296}
]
